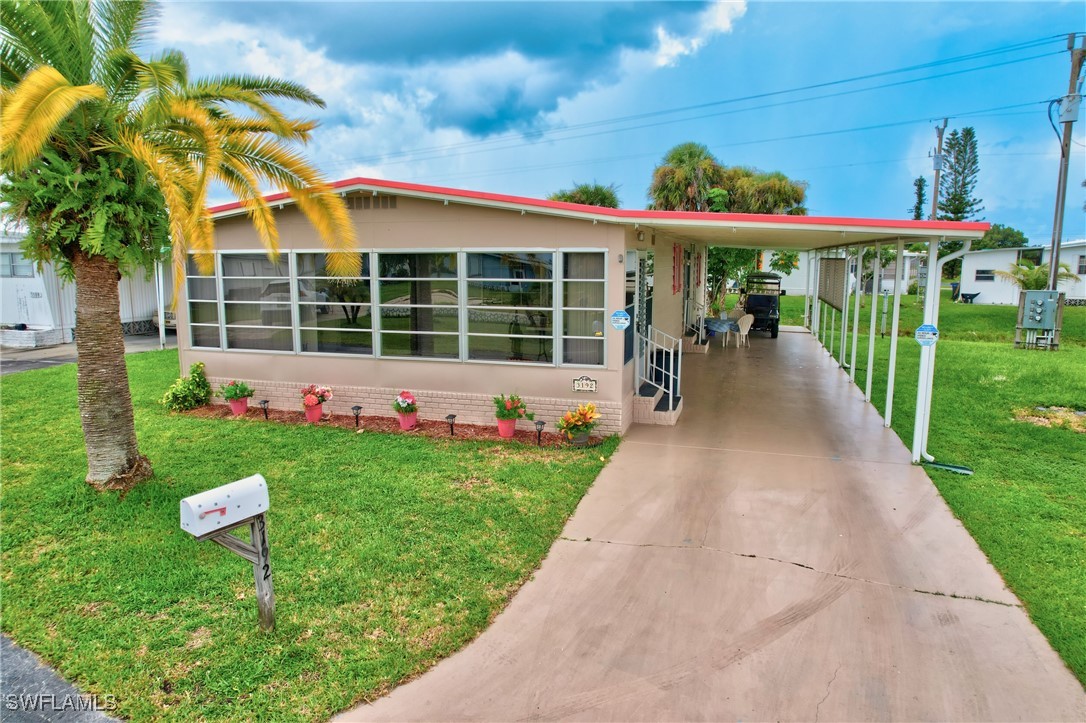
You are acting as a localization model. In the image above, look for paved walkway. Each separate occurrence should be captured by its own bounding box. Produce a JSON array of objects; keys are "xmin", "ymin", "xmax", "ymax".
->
[
  {"xmin": 342, "ymin": 330, "xmax": 1085, "ymax": 721},
  {"xmin": 0, "ymin": 333, "xmax": 175, "ymax": 375}
]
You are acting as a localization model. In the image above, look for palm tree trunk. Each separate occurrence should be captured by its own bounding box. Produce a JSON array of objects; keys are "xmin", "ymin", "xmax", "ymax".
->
[{"xmin": 72, "ymin": 249, "xmax": 153, "ymax": 490}]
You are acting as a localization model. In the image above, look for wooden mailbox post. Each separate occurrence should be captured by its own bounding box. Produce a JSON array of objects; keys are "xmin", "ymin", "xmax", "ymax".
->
[{"xmin": 180, "ymin": 474, "xmax": 275, "ymax": 631}]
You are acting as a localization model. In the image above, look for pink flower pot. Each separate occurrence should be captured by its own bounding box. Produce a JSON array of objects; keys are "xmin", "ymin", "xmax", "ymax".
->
[
  {"xmin": 398, "ymin": 411, "xmax": 418, "ymax": 430},
  {"xmin": 228, "ymin": 398, "xmax": 249, "ymax": 416},
  {"xmin": 497, "ymin": 418, "xmax": 517, "ymax": 438},
  {"xmin": 305, "ymin": 403, "xmax": 323, "ymax": 423}
]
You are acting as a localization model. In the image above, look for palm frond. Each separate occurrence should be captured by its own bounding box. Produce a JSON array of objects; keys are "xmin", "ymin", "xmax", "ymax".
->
[
  {"xmin": 1, "ymin": 66, "xmax": 104, "ymax": 172},
  {"xmin": 1, "ymin": 1, "xmax": 73, "ymax": 81},
  {"xmin": 288, "ymin": 184, "xmax": 359, "ymax": 277},
  {"xmin": 92, "ymin": 0, "xmax": 159, "ymax": 57},
  {"xmin": 215, "ymin": 157, "xmax": 280, "ymax": 252},
  {"xmin": 186, "ymin": 75, "xmax": 325, "ymax": 107}
]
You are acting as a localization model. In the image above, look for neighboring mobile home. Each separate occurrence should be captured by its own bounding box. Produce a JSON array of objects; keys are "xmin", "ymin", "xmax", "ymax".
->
[
  {"xmin": 182, "ymin": 178, "xmax": 985, "ymax": 434},
  {"xmin": 959, "ymin": 240, "xmax": 1086, "ymax": 305},
  {"xmin": 0, "ymin": 230, "xmax": 173, "ymax": 348}
]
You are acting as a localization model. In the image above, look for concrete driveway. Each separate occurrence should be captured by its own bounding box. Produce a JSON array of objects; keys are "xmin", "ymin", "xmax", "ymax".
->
[
  {"xmin": 342, "ymin": 330, "xmax": 1085, "ymax": 721},
  {"xmin": 0, "ymin": 333, "xmax": 175, "ymax": 375}
]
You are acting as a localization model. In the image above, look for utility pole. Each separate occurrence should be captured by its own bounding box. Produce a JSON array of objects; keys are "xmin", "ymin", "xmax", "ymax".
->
[
  {"xmin": 929, "ymin": 118, "xmax": 948, "ymax": 220},
  {"xmin": 1047, "ymin": 34, "xmax": 1085, "ymax": 290}
]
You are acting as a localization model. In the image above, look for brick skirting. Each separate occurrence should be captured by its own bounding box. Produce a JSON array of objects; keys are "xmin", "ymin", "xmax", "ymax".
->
[{"xmin": 207, "ymin": 377, "xmax": 624, "ymax": 436}]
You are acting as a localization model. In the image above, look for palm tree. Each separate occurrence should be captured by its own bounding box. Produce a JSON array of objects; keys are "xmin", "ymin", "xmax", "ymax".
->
[
  {"xmin": 994, "ymin": 261, "xmax": 1080, "ymax": 291},
  {"xmin": 715, "ymin": 167, "xmax": 807, "ymax": 215},
  {"xmin": 647, "ymin": 142, "xmax": 723, "ymax": 211},
  {"xmin": 1, "ymin": 0, "xmax": 358, "ymax": 489},
  {"xmin": 549, "ymin": 182, "xmax": 620, "ymax": 208}
]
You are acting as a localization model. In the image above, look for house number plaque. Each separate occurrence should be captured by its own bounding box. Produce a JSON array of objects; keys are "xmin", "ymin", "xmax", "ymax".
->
[{"xmin": 572, "ymin": 376, "xmax": 598, "ymax": 393}]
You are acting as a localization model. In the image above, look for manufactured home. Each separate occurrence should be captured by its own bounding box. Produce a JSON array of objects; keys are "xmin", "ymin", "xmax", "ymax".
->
[
  {"xmin": 180, "ymin": 178, "xmax": 986, "ymax": 434},
  {"xmin": 959, "ymin": 240, "xmax": 1086, "ymax": 305}
]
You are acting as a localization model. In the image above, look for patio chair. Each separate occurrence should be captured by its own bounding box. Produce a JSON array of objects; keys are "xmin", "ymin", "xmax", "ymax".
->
[
  {"xmin": 727, "ymin": 307, "xmax": 745, "ymax": 320},
  {"xmin": 725, "ymin": 314, "xmax": 755, "ymax": 348}
]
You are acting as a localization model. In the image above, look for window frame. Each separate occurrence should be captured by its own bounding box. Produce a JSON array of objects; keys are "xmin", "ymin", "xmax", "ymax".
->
[
  {"xmin": 294, "ymin": 251, "xmax": 374, "ymax": 357},
  {"xmin": 218, "ymin": 250, "xmax": 294, "ymax": 354},
  {"xmin": 186, "ymin": 247, "xmax": 609, "ymax": 368},
  {"xmin": 974, "ymin": 268, "xmax": 995, "ymax": 282}
]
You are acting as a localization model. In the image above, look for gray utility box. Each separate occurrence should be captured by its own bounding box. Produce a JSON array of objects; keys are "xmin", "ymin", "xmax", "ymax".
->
[{"xmin": 1022, "ymin": 290, "xmax": 1060, "ymax": 330}]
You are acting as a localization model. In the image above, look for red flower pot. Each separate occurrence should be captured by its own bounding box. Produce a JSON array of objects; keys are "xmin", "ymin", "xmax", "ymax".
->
[
  {"xmin": 228, "ymin": 398, "xmax": 249, "ymax": 416},
  {"xmin": 398, "ymin": 411, "xmax": 418, "ymax": 430},
  {"xmin": 305, "ymin": 403, "xmax": 323, "ymax": 423},
  {"xmin": 497, "ymin": 418, "xmax": 517, "ymax": 438}
]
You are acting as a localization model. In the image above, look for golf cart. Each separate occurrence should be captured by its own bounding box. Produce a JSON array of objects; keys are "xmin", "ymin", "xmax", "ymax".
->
[{"xmin": 740, "ymin": 272, "xmax": 784, "ymax": 338}]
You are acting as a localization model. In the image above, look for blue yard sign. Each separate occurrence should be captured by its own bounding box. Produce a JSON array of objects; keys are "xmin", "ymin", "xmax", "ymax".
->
[
  {"xmin": 610, "ymin": 310, "xmax": 631, "ymax": 331},
  {"xmin": 915, "ymin": 323, "xmax": 939, "ymax": 346}
]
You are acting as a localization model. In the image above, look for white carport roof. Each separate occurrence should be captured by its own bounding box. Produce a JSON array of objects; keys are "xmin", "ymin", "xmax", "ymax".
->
[{"xmin": 208, "ymin": 176, "xmax": 990, "ymax": 250}]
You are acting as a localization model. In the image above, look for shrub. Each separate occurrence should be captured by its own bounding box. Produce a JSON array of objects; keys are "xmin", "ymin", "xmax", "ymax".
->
[
  {"xmin": 161, "ymin": 362, "xmax": 212, "ymax": 412},
  {"xmin": 907, "ymin": 281, "xmax": 918, "ymax": 295},
  {"xmin": 556, "ymin": 403, "xmax": 601, "ymax": 439},
  {"xmin": 493, "ymin": 393, "xmax": 534, "ymax": 421}
]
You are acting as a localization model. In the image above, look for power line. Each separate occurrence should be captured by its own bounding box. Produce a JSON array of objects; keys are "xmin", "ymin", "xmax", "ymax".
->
[
  {"xmin": 319, "ymin": 37, "xmax": 1069, "ymax": 170},
  {"xmin": 411, "ymin": 101, "xmax": 1053, "ymax": 186}
]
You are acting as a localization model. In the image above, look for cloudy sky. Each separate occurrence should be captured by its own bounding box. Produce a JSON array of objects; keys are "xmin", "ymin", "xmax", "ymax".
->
[{"xmin": 155, "ymin": 1, "xmax": 1083, "ymax": 242}]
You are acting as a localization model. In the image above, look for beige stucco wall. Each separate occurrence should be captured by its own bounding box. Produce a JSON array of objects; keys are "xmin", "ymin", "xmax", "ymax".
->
[{"xmin": 181, "ymin": 195, "xmax": 635, "ymax": 431}]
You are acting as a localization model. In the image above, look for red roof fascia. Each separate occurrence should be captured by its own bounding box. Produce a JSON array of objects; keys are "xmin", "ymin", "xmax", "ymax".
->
[{"xmin": 207, "ymin": 176, "xmax": 991, "ymax": 233}]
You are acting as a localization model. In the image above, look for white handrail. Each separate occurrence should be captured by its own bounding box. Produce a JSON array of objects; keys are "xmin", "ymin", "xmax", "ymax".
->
[{"xmin": 636, "ymin": 326, "xmax": 682, "ymax": 412}]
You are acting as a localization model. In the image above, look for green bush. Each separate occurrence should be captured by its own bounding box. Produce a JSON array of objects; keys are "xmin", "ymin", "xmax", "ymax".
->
[
  {"xmin": 907, "ymin": 281, "xmax": 918, "ymax": 295},
  {"xmin": 161, "ymin": 362, "xmax": 212, "ymax": 411}
]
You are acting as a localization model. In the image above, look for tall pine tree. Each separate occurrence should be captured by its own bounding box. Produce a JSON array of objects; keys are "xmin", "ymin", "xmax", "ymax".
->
[
  {"xmin": 938, "ymin": 127, "xmax": 983, "ymax": 221},
  {"xmin": 910, "ymin": 176, "xmax": 927, "ymax": 220},
  {"xmin": 935, "ymin": 127, "xmax": 983, "ymax": 277}
]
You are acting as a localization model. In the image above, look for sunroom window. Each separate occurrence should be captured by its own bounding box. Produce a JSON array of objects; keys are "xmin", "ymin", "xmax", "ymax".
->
[
  {"xmin": 561, "ymin": 252, "xmax": 606, "ymax": 365},
  {"xmin": 187, "ymin": 255, "xmax": 220, "ymax": 349},
  {"xmin": 377, "ymin": 252, "xmax": 459, "ymax": 359},
  {"xmin": 220, "ymin": 253, "xmax": 293, "ymax": 352},
  {"xmin": 297, "ymin": 253, "xmax": 372, "ymax": 355},
  {"xmin": 466, "ymin": 252, "xmax": 554, "ymax": 363}
]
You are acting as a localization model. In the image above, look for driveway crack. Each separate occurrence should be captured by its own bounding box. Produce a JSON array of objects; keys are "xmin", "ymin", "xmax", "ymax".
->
[
  {"xmin": 558, "ymin": 536, "xmax": 1020, "ymax": 608},
  {"xmin": 814, "ymin": 664, "xmax": 841, "ymax": 722}
]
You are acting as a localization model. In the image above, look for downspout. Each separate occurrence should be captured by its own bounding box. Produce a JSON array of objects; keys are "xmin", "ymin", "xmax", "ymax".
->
[{"xmin": 911, "ymin": 238, "xmax": 972, "ymax": 463}]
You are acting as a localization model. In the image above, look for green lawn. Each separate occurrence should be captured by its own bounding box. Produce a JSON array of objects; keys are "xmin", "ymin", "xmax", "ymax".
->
[
  {"xmin": 0, "ymin": 351, "xmax": 617, "ymax": 721},
  {"xmin": 796, "ymin": 294, "xmax": 1086, "ymax": 686},
  {"xmin": 756, "ymin": 289, "xmax": 1086, "ymax": 346}
]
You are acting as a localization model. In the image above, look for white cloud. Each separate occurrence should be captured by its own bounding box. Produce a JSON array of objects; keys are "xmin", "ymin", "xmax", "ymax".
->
[{"xmin": 653, "ymin": 1, "xmax": 747, "ymax": 67}]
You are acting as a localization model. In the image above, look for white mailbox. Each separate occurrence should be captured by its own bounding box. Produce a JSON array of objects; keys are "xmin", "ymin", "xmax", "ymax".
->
[{"xmin": 180, "ymin": 474, "xmax": 269, "ymax": 540}]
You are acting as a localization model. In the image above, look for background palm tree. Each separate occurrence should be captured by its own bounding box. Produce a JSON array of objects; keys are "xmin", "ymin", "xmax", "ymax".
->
[
  {"xmin": 994, "ymin": 261, "xmax": 1080, "ymax": 291},
  {"xmin": 647, "ymin": 142, "xmax": 723, "ymax": 211},
  {"xmin": 1, "ymin": 0, "xmax": 358, "ymax": 489},
  {"xmin": 549, "ymin": 182, "xmax": 620, "ymax": 208}
]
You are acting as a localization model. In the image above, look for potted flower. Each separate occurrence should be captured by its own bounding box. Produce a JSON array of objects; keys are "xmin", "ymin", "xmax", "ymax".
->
[
  {"xmin": 218, "ymin": 380, "xmax": 255, "ymax": 416},
  {"xmin": 392, "ymin": 390, "xmax": 418, "ymax": 430},
  {"xmin": 555, "ymin": 403, "xmax": 602, "ymax": 446},
  {"xmin": 493, "ymin": 393, "xmax": 534, "ymax": 439},
  {"xmin": 301, "ymin": 384, "xmax": 333, "ymax": 423}
]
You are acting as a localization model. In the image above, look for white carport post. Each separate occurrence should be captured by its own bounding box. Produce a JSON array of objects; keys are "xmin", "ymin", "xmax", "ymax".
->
[
  {"xmin": 804, "ymin": 250, "xmax": 814, "ymax": 329},
  {"xmin": 911, "ymin": 238, "xmax": 972, "ymax": 463},
  {"xmin": 864, "ymin": 242, "xmax": 880, "ymax": 401},
  {"xmin": 810, "ymin": 250, "xmax": 821, "ymax": 336},
  {"xmin": 884, "ymin": 238, "xmax": 905, "ymax": 428},
  {"xmin": 849, "ymin": 245, "xmax": 863, "ymax": 381},
  {"xmin": 838, "ymin": 247, "xmax": 851, "ymax": 366},
  {"xmin": 155, "ymin": 259, "xmax": 166, "ymax": 351}
]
